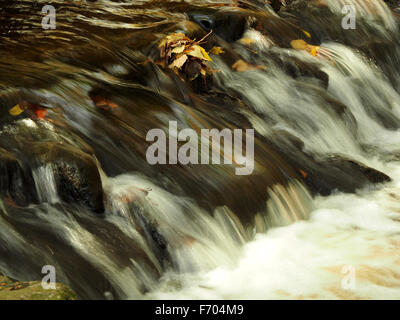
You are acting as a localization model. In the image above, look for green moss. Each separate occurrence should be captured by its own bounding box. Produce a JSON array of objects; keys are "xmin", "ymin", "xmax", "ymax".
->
[{"xmin": 0, "ymin": 275, "xmax": 77, "ymax": 300}]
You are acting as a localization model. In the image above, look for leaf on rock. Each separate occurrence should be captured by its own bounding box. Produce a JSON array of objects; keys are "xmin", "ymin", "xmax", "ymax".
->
[
  {"xmin": 9, "ymin": 104, "xmax": 24, "ymax": 116},
  {"xmin": 187, "ymin": 45, "xmax": 212, "ymax": 61},
  {"xmin": 290, "ymin": 39, "xmax": 308, "ymax": 50},
  {"xmin": 169, "ymin": 54, "xmax": 188, "ymax": 69},
  {"xmin": 35, "ymin": 109, "xmax": 48, "ymax": 120},
  {"xmin": 171, "ymin": 45, "xmax": 186, "ymax": 54},
  {"xmin": 232, "ymin": 59, "xmax": 266, "ymax": 72},
  {"xmin": 209, "ymin": 46, "xmax": 225, "ymax": 55},
  {"xmin": 91, "ymin": 96, "xmax": 119, "ymax": 111},
  {"xmin": 299, "ymin": 169, "xmax": 308, "ymax": 179},
  {"xmin": 157, "ymin": 32, "xmax": 217, "ymax": 81},
  {"xmin": 291, "ymin": 39, "xmax": 320, "ymax": 57},
  {"xmin": 301, "ymin": 29, "xmax": 311, "ymax": 38},
  {"xmin": 238, "ymin": 37, "xmax": 256, "ymax": 46}
]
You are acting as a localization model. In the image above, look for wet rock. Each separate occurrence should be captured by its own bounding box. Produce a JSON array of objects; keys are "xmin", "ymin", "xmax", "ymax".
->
[
  {"xmin": 384, "ymin": 0, "xmax": 399, "ymax": 9},
  {"xmin": 267, "ymin": 52, "xmax": 330, "ymax": 88},
  {"xmin": 0, "ymin": 148, "xmax": 38, "ymax": 206},
  {"xmin": 325, "ymin": 156, "xmax": 391, "ymax": 185},
  {"xmin": 30, "ymin": 142, "xmax": 104, "ymax": 213},
  {"xmin": 188, "ymin": 9, "xmax": 247, "ymax": 42},
  {"xmin": 268, "ymin": 0, "xmax": 285, "ymax": 12},
  {"xmin": 268, "ymin": 130, "xmax": 391, "ymax": 196}
]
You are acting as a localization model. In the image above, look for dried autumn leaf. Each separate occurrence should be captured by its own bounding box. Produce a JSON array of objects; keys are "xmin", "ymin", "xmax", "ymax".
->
[
  {"xmin": 232, "ymin": 59, "xmax": 266, "ymax": 72},
  {"xmin": 9, "ymin": 104, "xmax": 24, "ymax": 116},
  {"xmin": 308, "ymin": 45, "xmax": 320, "ymax": 57},
  {"xmin": 232, "ymin": 60, "xmax": 251, "ymax": 72},
  {"xmin": 158, "ymin": 31, "xmax": 215, "ymax": 81},
  {"xmin": 290, "ymin": 39, "xmax": 308, "ymax": 50},
  {"xmin": 238, "ymin": 37, "xmax": 256, "ymax": 46},
  {"xmin": 291, "ymin": 39, "xmax": 320, "ymax": 57},
  {"xmin": 209, "ymin": 46, "xmax": 225, "ymax": 55},
  {"xmin": 158, "ymin": 32, "xmax": 188, "ymax": 49},
  {"xmin": 187, "ymin": 45, "xmax": 212, "ymax": 61},
  {"xmin": 91, "ymin": 96, "xmax": 119, "ymax": 111},
  {"xmin": 301, "ymin": 29, "xmax": 311, "ymax": 38},
  {"xmin": 299, "ymin": 169, "xmax": 308, "ymax": 179},
  {"xmin": 171, "ymin": 45, "xmax": 186, "ymax": 54},
  {"xmin": 169, "ymin": 54, "xmax": 188, "ymax": 69},
  {"xmin": 35, "ymin": 109, "xmax": 48, "ymax": 120}
]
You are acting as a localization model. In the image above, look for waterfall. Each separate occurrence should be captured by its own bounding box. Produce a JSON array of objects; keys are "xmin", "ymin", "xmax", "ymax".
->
[{"xmin": 0, "ymin": 0, "xmax": 400, "ymax": 300}]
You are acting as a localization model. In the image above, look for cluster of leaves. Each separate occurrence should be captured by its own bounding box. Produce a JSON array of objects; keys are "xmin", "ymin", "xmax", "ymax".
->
[
  {"xmin": 9, "ymin": 101, "xmax": 49, "ymax": 119},
  {"xmin": 157, "ymin": 32, "xmax": 223, "ymax": 81}
]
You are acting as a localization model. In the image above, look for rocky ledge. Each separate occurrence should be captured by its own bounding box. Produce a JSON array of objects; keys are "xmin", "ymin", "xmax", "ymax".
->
[{"xmin": 0, "ymin": 273, "xmax": 76, "ymax": 300}]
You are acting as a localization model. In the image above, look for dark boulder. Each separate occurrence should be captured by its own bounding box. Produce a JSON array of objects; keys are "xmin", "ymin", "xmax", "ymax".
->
[
  {"xmin": 29, "ymin": 142, "xmax": 104, "ymax": 213},
  {"xmin": 268, "ymin": 130, "xmax": 391, "ymax": 196},
  {"xmin": 0, "ymin": 148, "xmax": 37, "ymax": 206},
  {"xmin": 188, "ymin": 9, "xmax": 247, "ymax": 42}
]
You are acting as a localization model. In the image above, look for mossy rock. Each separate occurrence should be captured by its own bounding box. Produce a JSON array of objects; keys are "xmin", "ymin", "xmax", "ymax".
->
[{"xmin": 0, "ymin": 275, "xmax": 77, "ymax": 300}]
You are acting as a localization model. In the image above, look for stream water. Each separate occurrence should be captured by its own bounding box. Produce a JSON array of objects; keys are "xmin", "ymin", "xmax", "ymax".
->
[{"xmin": 1, "ymin": 0, "xmax": 400, "ymax": 299}]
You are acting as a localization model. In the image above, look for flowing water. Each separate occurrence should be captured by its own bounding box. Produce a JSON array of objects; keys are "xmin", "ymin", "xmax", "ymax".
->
[{"xmin": 1, "ymin": 0, "xmax": 400, "ymax": 299}]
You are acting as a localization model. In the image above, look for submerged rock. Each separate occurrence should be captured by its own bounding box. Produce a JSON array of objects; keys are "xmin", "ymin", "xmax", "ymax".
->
[
  {"xmin": 271, "ymin": 130, "xmax": 391, "ymax": 196},
  {"xmin": 30, "ymin": 142, "xmax": 105, "ymax": 213},
  {"xmin": 0, "ymin": 148, "xmax": 38, "ymax": 206},
  {"xmin": 0, "ymin": 117, "xmax": 104, "ymax": 213}
]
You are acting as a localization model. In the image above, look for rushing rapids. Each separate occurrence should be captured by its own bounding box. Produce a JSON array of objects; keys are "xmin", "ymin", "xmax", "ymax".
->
[{"xmin": 0, "ymin": 0, "xmax": 400, "ymax": 299}]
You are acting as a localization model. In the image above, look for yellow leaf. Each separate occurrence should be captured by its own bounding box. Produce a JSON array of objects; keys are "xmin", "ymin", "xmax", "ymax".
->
[
  {"xmin": 209, "ymin": 46, "xmax": 225, "ymax": 55},
  {"xmin": 301, "ymin": 29, "xmax": 311, "ymax": 38},
  {"xmin": 308, "ymin": 45, "xmax": 320, "ymax": 56},
  {"xmin": 9, "ymin": 104, "xmax": 24, "ymax": 116},
  {"xmin": 290, "ymin": 39, "xmax": 308, "ymax": 50},
  {"xmin": 291, "ymin": 39, "xmax": 320, "ymax": 57},
  {"xmin": 239, "ymin": 38, "xmax": 256, "ymax": 46},
  {"xmin": 187, "ymin": 45, "xmax": 212, "ymax": 61}
]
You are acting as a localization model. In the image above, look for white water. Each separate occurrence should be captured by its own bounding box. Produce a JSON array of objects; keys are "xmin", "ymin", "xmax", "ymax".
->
[
  {"xmin": 144, "ymin": 167, "xmax": 400, "ymax": 300},
  {"xmin": 140, "ymin": 1, "xmax": 400, "ymax": 300},
  {"xmin": 3, "ymin": 0, "xmax": 400, "ymax": 300}
]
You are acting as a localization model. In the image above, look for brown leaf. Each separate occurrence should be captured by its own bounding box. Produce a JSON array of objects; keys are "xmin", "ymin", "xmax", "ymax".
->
[
  {"xmin": 169, "ymin": 54, "xmax": 188, "ymax": 69},
  {"xmin": 232, "ymin": 59, "xmax": 266, "ymax": 72},
  {"xmin": 171, "ymin": 45, "xmax": 186, "ymax": 54}
]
